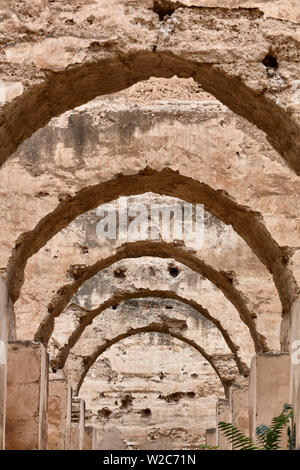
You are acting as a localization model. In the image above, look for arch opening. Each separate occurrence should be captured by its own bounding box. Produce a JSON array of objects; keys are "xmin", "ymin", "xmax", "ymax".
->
[
  {"xmin": 7, "ymin": 170, "xmax": 297, "ymax": 352},
  {"xmin": 76, "ymin": 325, "xmax": 238, "ymax": 397},
  {"xmin": 51, "ymin": 289, "xmax": 250, "ymax": 376}
]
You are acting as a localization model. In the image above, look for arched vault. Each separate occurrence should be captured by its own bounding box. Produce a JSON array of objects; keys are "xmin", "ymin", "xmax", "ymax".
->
[
  {"xmin": 7, "ymin": 170, "xmax": 298, "ymax": 353},
  {"xmin": 74, "ymin": 323, "xmax": 240, "ymax": 398},
  {"xmin": 37, "ymin": 241, "xmax": 268, "ymax": 352},
  {"xmin": 51, "ymin": 288, "xmax": 251, "ymax": 376},
  {"xmin": 1, "ymin": 6, "xmax": 300, "ymax": 173}
]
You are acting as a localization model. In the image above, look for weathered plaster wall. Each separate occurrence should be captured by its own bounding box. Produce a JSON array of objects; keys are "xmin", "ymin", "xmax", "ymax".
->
[
  {"xmin": 48, "ymin": 369, "xmax": 69, "ymax": 450},
  {"xmin": 51, "ymin": 256, "xmax": 254, "ymax": 369},
  {"xmin": 81, "ymin": 330, "xmax": 224, "ymax": 449},
  {"xmin": 55, "ymin": 296, "xmax": 233, "ymax": 449},
  {"xmin": 0, "ymin": 0, "xmax": 298, "ymax": 451},
  {"xmin": 0, "ymin": 78, "xmax": 298, "ymax": 448},
  {"xmin": 1, "ymin": 86, "xmax": 296, "ymax": 350},
  {"xmin": 5, "ymin": 341, "xmax": 48, "ymax": 450},
  {"xmin": 0, "ymin": 278, "xmax": 14, "ymax": 449},
  {"xmin": 0, "ymin": 0, "xmax": 300, "ymax": 185}
]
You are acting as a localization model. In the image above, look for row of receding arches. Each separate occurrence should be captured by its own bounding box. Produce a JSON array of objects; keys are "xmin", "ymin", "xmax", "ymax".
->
[
  {"xmin": 6, "ymin": 166, "xmax": 297, "ymax": 360},
  {"xmin": 3, "ymin": 168, "xmax": 297, "ymax": 447},
  {"xmin": 1, "ymin": 24, "xmax": 300, "ymax": 447},
  {"xmin": 2, "ymin": 116, "xmax": 299, "ymax": 439}
]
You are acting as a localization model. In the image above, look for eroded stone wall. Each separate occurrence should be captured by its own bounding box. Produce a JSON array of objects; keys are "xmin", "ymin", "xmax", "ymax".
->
[
  {"xmin": 2, "ymin": 87, "xmax": 296, "ymax": 348},
  {"xmin": 81, "ymin": 329, "xmax": 224, "ymax": 449},
  {"xmin": 0, "ymin": 1, "xmax": 299, "ymax": 446}
]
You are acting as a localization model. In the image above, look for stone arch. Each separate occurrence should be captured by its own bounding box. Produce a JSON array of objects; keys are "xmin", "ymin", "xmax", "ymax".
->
[
  {"xmin": 7, "ymin": 170, "xmax": 297, "ymax": 351},
  {"xmin": 75, "ymin": 323, "xmax": 239, "ymax": 397},
  {"xmin": 51, "ymin": 287, "xmax": 251, "ymax": 376},
  {"xmin": 37, "ymin": 241, "xmax": 268, "ymax": 352},
  {"xmin": 1, "ymin": 6, "xmax": 300, "ymax": 174}
]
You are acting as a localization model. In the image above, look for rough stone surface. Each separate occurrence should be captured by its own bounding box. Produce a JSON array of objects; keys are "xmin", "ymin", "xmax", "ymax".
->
[
  {"xmin": 0, "ymin": 1, "xmax": 300, "ymax": 176},
  {"xmin": 83, "ymin": 426, "xmax": 94, "ymax": 451},
  {"xmin": 217, "ymin": 398, "xmax": 232, "ymax": 450},
  {"xmin": 290, "ymin": 297, "xmax": 300, "ymax": 449},
  {"xmin": 81, "ymin": 331, "xmax": 224, "ymax": 449},
  {"xmin": 57, "ymin": 298, "xmax": 239, "ymax": 449},
  {"xmin": 249, "ymin": 353, "xmax": 290, "ymax": 448},
  {"xmin": 48, "ymin": 370, "xmax": 68, "ymax": 450},
  {"xmin": 0, "ymin": 0, "xmax": 299, "ymax": 450},
  {"xmin": 0, "ymin": 278, "xmax": 14, "ymax": 449},
  {"xmin": 0, "ymin": 89, "xmax": 298, "ymax": 351},
  {"xmin": 5, "ymin": 341, "xmax": 48, "ymax": 450},
  {"xmin": 230, "ymin": 378, "xmax": 249, "ymax": 440},
  {"xmin": 205, "ymin": 428, "xmax": 217, "ymax": 447}
]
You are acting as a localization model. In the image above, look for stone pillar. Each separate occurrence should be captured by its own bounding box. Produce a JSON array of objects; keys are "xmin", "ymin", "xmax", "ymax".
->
[
  {"xmin": 84, "ymin": 426, "xmax": 95, "ymax": 450},
  {"xmin": 79, "ymin": 398, "xmax": 85, "ymax": 450},
  {"xmin": 230, "ymin": 379, "xmax": 249, "ymax": 438},
  {"xmin": 205, "ymin": 428, "xmax": 217, "ymax": 447},
  {"xmin": 70, "ymin": 423, "xmax": 79, "ymax": 450},
  {"xmin": 216, "ymin": 398, "xmax": 232, "ymax": 450},
  {"xmin": 65, "ymin": 383, "xmax": 73, "ymax": 449},
  {"xmin": 70, "ymin": 396, "xmax": 85, "ymax": 450},
  {"xmin": 6, "ymin": 341, "xmax": 48, "ymax": 450},
  {"xmin": 290, "ymin": 297, "xmax": 300, "ymax": 449},
  {"xmin": 48, "ymin": 370, "xmax": 69, "ymax": 450},
  {"xmin": 92, "ymin": 426, "xmax": 98, "ymax": 450},
  {"xmin": 249, "ymin": 353, "xmax": 290, "ymax": 448},
  {"xmin": 0, "ymin": 278, "xmax": 14, "ymax": 450}
]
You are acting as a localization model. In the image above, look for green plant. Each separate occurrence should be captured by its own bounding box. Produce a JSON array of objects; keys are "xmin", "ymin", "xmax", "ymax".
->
[
  {"xmin": 218, "ymin": 422, "xmax": 259, "ymax": 450},
  {"xmin": 218, "ymin": 403, "xmax": 294, "ymax": 450},
  {"xmin": 199, "ymin": 444, "xmax": 219, "ymax": 450}
]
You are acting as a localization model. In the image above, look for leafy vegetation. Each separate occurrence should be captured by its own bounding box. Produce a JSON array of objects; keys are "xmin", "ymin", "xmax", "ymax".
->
[
  {"xmin": 218, "ymin": 403, "xmax": 295, "ymax": 450},
  {"xmin": 199, "ymin": 444, "xmax": 219, "ymax": 450}
]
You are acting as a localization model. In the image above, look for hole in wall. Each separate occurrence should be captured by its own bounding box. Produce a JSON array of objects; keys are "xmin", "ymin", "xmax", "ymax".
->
[
  {"xmin": 262, "ymin": 53, "xmax": 278, "ymax": 69},
  {"xmin": 120, "ymin": 394, "xmax": 133, "ymax": 409},
  {"xmin": 159, "ymin": 371, "xmax": 166, "ymax": 381},
  {"xmin": 160, "ymin": 391, "xmax": 196, "ymax": 403},
  {"xmin": 149, "ymin": 266, "xmax": 156, "ymax": 276},
  {"xmin": 168, "ymin": 266, "xmax": 179, "ymax": 278},
  {"xmin": 86, "ymin": 15, "xmax": 95, "ymax": 25},
  {"xmin": 97, "ymin": 408, "xmax": 112, "ymax": 419},
  {"xmin": 153, "ymin": 0, "xmax": 176, "ymax": 21},
  {"xmin": 140, "ymin": 408, "xmax": 152, "ymax": 418},
  {"xmin": 114, "ymin": 268, "xmax": 126, "ymax": 279}
]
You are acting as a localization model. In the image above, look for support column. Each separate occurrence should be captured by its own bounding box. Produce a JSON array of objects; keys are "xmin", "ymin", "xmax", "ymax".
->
[
  {"xmin": 79, "ymin": 398, "xmax": 85, "ymax": 451},
  {"xmin": 216, "ymin": 398, "xmax": 232, "ymax": 450},
  {"xmin": 205, "ymin": 428, "xmax": 217, "ymax": 447},
  {"xmin": 92, "ymin": 426, "xmax": 98, "ymax": 450},
  {"xmin": 70, "ymin": 422, "xmax": 79, "ymax": 450},
  {"xmin": 70, "ymin": 396, "xmax": 85, "ymax": 450},
  {"xmin": 0, "ymin": 278, "xmax": 14, "ymax": 450},
  {"xmin": 84, "ymin": 426, "xmax": 95, "ymax": 450},
  {"xmin": 65, "ymin": 383, "xmax": 73, "ymax": 449},
  {"xmin": 48, "ymin": 370, "xmax": 69, "ymax": 450},
  {"xmin": 249, "ymin": 353, "xmax": 290, "ymax": 448},
  {"xmin": 230, "ymin": 379, "xmax": 249, "ymax": 438},
  {"xmin": 290, "ymin": 297, "xmax": 300, "ymax": 449},
  {"xmin": 6, "ymin": 341, "xmax": 48, "ymax": 450}
]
